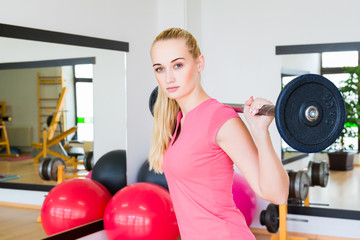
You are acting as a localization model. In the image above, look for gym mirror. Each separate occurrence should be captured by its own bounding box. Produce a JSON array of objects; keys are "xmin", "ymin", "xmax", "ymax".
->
[
  {"xmin": 278, "ymin": 43, "xmax": 360, "ymax": 218},
  {"xmin": 0, "ymin": 24, "xmax": 128, "ymax": 190}
]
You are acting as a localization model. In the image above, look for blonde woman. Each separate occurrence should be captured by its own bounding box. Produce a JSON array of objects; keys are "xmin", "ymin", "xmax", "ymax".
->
[{"xmin": 149, "ymin": 28, "xmax": 289, "ymax": 240}]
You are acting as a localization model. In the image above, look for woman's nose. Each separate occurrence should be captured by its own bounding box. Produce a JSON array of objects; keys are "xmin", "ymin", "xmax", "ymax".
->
[{"xmin": 165, "ymin": 70, "xmax": 175, "ymax": 83}]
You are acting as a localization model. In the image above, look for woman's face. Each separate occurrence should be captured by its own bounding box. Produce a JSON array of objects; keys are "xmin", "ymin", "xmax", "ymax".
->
[{"xmin": 151, "ymin": 38, "xmax": 204, "ymax": 100}]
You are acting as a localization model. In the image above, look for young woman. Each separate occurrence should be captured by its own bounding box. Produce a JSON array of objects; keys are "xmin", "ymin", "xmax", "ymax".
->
[{"xmin": 149, "ymin": 28, "xmax": 289, "ymax": 240}]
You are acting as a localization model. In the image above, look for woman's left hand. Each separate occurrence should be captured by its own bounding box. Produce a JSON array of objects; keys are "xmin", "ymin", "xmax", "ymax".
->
[{"xmin": 243, "ymin": 96, "xmax": 274, "ymax": 135}]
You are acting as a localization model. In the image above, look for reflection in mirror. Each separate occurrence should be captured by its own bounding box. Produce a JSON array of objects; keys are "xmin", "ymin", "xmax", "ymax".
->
[
  {"xmin": 0, "ymin": 29, "xmax": 127, "ymax": 190},
  {"xmin": 0, "ymin": 61, "xmax": 93, "ymax": 186},
  {"xmin": 280, "ymin": 51, "xmax": 360, "ymax": 212}
]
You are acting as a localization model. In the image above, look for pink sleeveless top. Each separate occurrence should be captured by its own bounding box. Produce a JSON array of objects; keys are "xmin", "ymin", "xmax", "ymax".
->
[{"xmin": 163, "ymin": 99, "xmax": 256, "ymax": 240}]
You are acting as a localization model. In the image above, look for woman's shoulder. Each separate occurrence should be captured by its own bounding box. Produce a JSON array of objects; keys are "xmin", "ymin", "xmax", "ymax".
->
[
  {"xmin": 207, "ymin": 98, "xmax": 237, "ymax": 113},
  {"xmin": 201, "ymin": 98, "xmax": 239, "ymax": 122}
]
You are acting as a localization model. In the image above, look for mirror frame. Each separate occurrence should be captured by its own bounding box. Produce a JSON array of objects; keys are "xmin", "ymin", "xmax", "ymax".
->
[
  {"xmin": 277, "ymin": 41, "xmax": 360, "ymax": 220},
  {"xmin": 0, "ymin": 23, "xmax": 128, "ymax": 192}
]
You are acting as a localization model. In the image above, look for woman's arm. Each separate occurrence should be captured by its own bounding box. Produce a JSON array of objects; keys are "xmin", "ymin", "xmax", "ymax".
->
[{"xmin": 216, "ymin": 97, "xmax": 289, "ymax": 205}]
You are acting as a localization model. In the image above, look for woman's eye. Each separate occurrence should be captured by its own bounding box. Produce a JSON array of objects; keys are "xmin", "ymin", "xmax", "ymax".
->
[
  {"xmin": 174, "ymin": 63, "xmax": 183, "ymax": 69},
  {"xmin": 155, "ymin": 67, "xmax": 164, "ymax": 73}
]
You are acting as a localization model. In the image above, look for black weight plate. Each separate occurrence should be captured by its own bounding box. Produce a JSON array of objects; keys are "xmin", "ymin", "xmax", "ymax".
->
[
  {"xmin": 48, "ymin": 158, "xmax": 66, "ymax": 181},
  {"xmin": 84, "ymin": 150, "xmax": 94, "ymax": 171},
  {"xmin": 276, "ymin": 74, "xmax": 346, "ymax": 153},
  {"xmin": 149, "ymin": 86, "xmax": 158, "ymax": 116},
  {"xmin": 39, "ymin": 158, "xmax": 52, "ymax": 181},
  {"xmin": 264, "ymin": 204, "xmax": 279, "ymax": 233},
  {"xmin": 287, "ymin": 170, "xmax": 296, "ymax": 199}
]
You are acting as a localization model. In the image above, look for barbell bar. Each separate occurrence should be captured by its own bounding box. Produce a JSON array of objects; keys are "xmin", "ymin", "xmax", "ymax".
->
[{"xmin": 149, "ymin": 74, "xmax": 346, "ymax": 153}]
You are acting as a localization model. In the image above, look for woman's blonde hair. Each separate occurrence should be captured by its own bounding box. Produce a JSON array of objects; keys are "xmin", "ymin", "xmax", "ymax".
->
[{"xmin": 148, "ymin": 28, "xmax": 201, "ymax": 173}]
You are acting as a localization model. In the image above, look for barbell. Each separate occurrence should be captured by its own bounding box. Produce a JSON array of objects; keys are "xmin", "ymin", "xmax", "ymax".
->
[{"xmin": 149, "ymin": 74, "xmax": 346, "ymax": 153}]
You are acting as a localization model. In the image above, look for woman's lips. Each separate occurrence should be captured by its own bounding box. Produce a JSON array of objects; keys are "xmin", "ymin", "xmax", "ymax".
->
[{"xmin": 167, "ymin": 86, "xmax": 179, "ymax": 92}]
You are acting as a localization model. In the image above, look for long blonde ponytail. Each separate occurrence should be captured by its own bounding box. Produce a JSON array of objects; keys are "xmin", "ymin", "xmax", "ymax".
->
[{"xmin": 148, "ymin": 28, "xmax": 201, "ymax": 173}]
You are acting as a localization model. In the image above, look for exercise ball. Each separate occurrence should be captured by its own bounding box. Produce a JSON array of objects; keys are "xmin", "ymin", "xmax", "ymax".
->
[
  {"xmin": 85, "ymin": 170, "xmax": 92, "ymax": 179},
  {"xmin": 91, "ymin": 149, "xmax": 127, "ymax": 195},
  {"xmin": 137, "ymin": 160, "xmax": 168, "ymax": 190},
  {"xmin": 104, "ymin": 182, "xmax": 179, "ymax": 240},
  {"xmin": 232, "ymin": 172, "xmax": 257, "ymax": 226},
  {"xmin": 41, "ymin": 178, "xmax": 112, "ymax": 235}
]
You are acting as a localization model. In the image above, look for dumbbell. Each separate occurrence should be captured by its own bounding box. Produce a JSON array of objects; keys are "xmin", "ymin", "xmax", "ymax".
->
[
  {"xmin": 307, "ymin": 160, "xmax": 329, "ymax": 187},
  {"xmin": 149, "ymin": 74, "xmax": 346, "ymax": 153},
  {"xmin": 260, "ymin": 203, "xmax": 308, "ymax": 233},
  {"xmin": 39, "ymin": 157, "xmax": 86, "ymax": 181},
  {"xmin": 287, "ymin": 170, "xmax": 310, "ymax": 201}
]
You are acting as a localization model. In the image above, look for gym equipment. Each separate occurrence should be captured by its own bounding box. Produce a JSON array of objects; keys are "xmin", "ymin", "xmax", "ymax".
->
[
  {"xmin": 41, "ymin": 178, "xmax": 111, "ymax": 235},
  {"xmin": 307, "ymin": 160, "xmax": 329, "ymax": 187},
  {"xmin": 103, "ymin": 182, "xmax": 180, "ymax": 240},
  {"xmin": 149, "ymin": 74, "xmax": 346, "ymax": 153},
  {"xmin": 287, "ymin": 170, "xmax": 310, "ymax": 201},
  {"xmin": 38, "ymin": 157, "xmax": 88, "ymax": 182},
  {"xmin": 91, "ymin": 149, "xmax": 127, "ymax": 195},
  {"xmin": 137, "ymin": 159, "xmax": 169, "ymax": 190},
  {"xmin": 260, "ymin": 204, "xmax": 308, "ymax": 235},
  {"xmin": 149, "ymin": 86, "xmax": 158, "ymax": 116},
  {"xmin": 32, "ymin": 87, "xmax": 85, "ymax": 167},
  {"xmin": 0, "ymin": 101, "xmax": 18, "ymax": 158},
  {"xmin": 232, "ymin": 172, "xmax": 257, "ymax": 227},
  {"xmin": 83, "ymin": 150, "xmax": 94, "ymax": 171}
]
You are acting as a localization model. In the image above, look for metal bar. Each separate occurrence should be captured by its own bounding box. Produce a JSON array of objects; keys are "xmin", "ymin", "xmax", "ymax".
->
[{"xmin": 224, "ymin": 103, "xmax": 276, "ymax": 116}]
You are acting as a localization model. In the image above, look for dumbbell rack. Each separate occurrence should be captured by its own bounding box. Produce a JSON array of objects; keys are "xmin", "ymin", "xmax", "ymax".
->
[{"xmin": 57, "ymin": 164, "xmax": 88, "ymax": 184}]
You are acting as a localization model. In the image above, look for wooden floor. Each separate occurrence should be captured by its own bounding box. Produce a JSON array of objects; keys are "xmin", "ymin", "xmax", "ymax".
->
[
  {"xmin": 0, "ymin": 206, "xmax": 47, "ymax": 240},
  {"xmin": 0, "ymin": 205, "xmax": 270, "ymax": 240},
  {"xmin": 309, "ymin": 166, "xmax": 360, "ymax": 211}
]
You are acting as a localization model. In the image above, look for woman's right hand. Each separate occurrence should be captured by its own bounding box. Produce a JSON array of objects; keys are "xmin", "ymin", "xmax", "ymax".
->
[{"xmin": 243, "ymin": 96, "xmax": 274, "ymax": 136}]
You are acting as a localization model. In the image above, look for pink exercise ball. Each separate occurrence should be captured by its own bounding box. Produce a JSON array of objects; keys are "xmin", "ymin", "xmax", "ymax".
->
[
  {"xmin": 86, "ymin": 170, "xmax": 92, "ymax": 179},
  {"xmin": 104, "ymin": 182, "xmax": 180, "ymax": 240},
  {"xmin": 41, "ymin": 178, "xmax": 112, "ymax": 235},
  {"xmin": 232, "ymin": 172, "xmax": 257, "ymax": 226}
]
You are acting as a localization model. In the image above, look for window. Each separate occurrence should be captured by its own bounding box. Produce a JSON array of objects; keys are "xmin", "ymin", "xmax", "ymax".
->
[
  {"xmin": 74, "ymin": 64, "xmax": 93, "ymax": 141},
  {"xmin": 321, "ymin": 51, "xmax": 358, "ymax": 68},
  {"xmin": 321, "ymin": 51, "xmax": 359, "ymax": 151}
]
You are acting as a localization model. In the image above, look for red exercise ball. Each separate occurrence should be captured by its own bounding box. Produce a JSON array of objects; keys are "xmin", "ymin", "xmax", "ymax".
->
[
  {"xmin": 232, "ymin": 172, "xmax": 257, "ymax": 226},
  {"xmin": 41, "ymin": 178, "xmax": 112, "ymax": 235},
  {"xmin": 104, "ymin": 182, "xmax": 180, "ymax": 240}
]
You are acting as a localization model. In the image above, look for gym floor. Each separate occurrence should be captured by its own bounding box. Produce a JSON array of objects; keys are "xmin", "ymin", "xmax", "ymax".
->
[{"xmin": 0, "ymin": 205, "xmax": 270, "ymax": 240}]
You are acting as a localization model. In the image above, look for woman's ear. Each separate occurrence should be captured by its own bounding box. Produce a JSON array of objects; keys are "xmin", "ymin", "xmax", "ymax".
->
[{"xmin": 198, "ymin": 55, "xmax": 205, "ymax": 72}]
